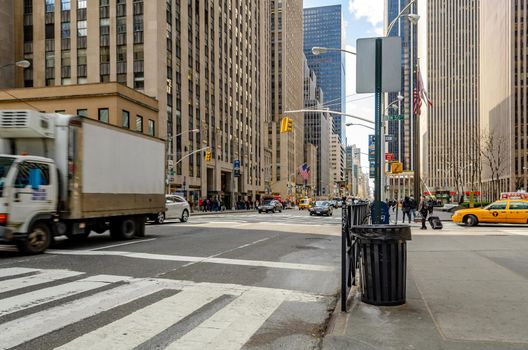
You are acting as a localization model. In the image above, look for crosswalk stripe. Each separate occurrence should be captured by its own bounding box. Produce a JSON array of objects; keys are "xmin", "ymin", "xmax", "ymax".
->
[
  {"xmin": 55, "ymin": 287, "xmax": 225, "ymax": 350},
  {"xmin": 0, "ymin": 279, "xmax": 162, "ymax": 349},
  {"xmin": 0, "ymin": 269, "xmax": 83, "ymax": 294},
  {"xmin": 165, "ymin": 289, "xmax": 286, "ymax": 350},
  {"xmin": 0, "ymin": 267, "xmax": 39, "ymax": 279},
  {"xmin": 0, "ymin": 275, "xmax": 129, "ymax": 317}
]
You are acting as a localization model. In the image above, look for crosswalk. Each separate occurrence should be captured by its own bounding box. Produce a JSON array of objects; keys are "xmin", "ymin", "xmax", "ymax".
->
[{"xmin": 0, "ymin": 267, "xmax": 323, "ymax": 350}]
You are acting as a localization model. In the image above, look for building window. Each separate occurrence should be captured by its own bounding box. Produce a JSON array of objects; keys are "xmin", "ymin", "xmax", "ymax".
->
[
  {"xmin": 45, "ymin": 0, "xmax": 55, "ymax": 13},
  {"xmin": 98, "ymin": 108, "xmax": 109, "ymax": 123},
  {"xmin": 136, "ymin": 115, "xmax": 143, "ymax": 132},
  {"xmin": 122, "ymin": 110, "xmax": 130, "ymax": 128},
  {"xmin": 77, "ymin": 20, "xmax": 87, "ymax": 37},
  {"xmin": 61, "ymin": 22, "xmax": 71, "ymax": 38},
  {"xmin": 61, "ymin": 0, "xmax": 70, "ymax": 11},
  {"xmin": 78, "ymin": 0, "xmax": 87, "ymax": 9},
  {"xmin": 147, "ymin": 120, "xmax": 155, "ymax": 136},
  {"xmin": 77, "ymin": 109, "xmax": 87, "ymax": 116}
]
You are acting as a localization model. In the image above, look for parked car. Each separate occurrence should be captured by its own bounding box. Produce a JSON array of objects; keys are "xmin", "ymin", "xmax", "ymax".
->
[
  {"xmin": 151, "ymin": 195, "xmax": 191, "ymax": 224},
  {"xmin": 452, "ymin": 199, "xmax": 528, "ymax": 226},
  {"xmin": 309, "ymin": 201, "xmax": 334, "ymax": 216},
  {"xmin": 258, "ymin": 200, "xmax": 283, "ymax": 213},
  {"xmin": 440, "ymin": 203, "xmax": 461, "ymax": 212},
  {"xmin": 332, "ymin": 198, "xmax": 343, "ymax": 208}
]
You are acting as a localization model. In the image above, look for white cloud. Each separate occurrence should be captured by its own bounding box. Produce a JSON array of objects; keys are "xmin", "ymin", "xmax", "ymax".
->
[
  {"xmin": 374, "ymin": 26, "xmax": 384, "ymax": 36},
  {"xmin": 348, "ymin": 0, "xmax": 384, "ymax": 26}
]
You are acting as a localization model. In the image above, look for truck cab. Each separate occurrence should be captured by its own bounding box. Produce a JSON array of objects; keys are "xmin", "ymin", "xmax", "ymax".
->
[{"xmin": 0, "ymin": 155, "xmax": 58, "ymax": 252}]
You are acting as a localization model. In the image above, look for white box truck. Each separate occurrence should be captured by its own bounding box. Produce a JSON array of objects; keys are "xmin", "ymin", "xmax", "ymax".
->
[{"xmin": 0, "ymin": 110, "xmax": 165, "ymax": 254}]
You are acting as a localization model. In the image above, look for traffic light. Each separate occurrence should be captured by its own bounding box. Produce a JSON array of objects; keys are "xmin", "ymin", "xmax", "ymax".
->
[
  {"xmin": 280, "ymin": 117, "xmax": 293, "ymax": 133},
  {"xmin": 286, "ymin": 117, "xmax": 293, "ymax": 132},
  {"xmin": 205, "ymin": 150, "xmax": 212, "ymax": 161}
]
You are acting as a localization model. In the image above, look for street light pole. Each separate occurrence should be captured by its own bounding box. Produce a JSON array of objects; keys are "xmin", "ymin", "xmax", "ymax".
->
[{"xmin": 166, "ymin": 129, "xmax": 200, "ymax": 194}]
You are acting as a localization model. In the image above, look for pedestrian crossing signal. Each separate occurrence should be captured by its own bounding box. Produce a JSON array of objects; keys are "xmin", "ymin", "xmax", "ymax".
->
[
  {"xmin": 280, "ymin": 117, "xmax": 293, "ymax": 133},
  {"xmin": 205, "ymin": 150, "xmax": 212, "ymax": 161}
]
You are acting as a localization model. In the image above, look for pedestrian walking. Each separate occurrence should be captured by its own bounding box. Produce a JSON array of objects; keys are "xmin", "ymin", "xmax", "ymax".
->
[
  {"xmin": 402, "ymin": 196, "xmax": 412, "ymax": 223},
  {"xmin": 410, "ymin": 196, "xmax": 418, "ymax": 220},
  {"xmin": 419, "ymin": 196, "xmax": 429, "ymax": 229},
  {"xmin": 198, "ymin": 198, "xmax": 203, "ymax": 212}
]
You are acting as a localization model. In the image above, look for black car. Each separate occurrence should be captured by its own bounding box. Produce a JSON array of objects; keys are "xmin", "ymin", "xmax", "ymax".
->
[
  {"xmin": 258, "ymin": 200, "xmax": 283, "ymax": 213},
  {"xmin": 309, "ymin": 201, "xmax": 334, "ymax": 216}
]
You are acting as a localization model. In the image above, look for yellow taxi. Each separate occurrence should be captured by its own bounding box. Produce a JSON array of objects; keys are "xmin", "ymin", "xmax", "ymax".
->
[
  {"xmin": 298, "ymin": 198, "xmax": 313, "ymax": 210},
  {"xmin": 452, "ymin": 200, "xmax": 528, "ymax": 226}
]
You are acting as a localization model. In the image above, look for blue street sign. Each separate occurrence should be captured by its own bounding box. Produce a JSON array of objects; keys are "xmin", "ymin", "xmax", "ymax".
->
[
  {"xmin": 233, "ymin": 160, "xmax": 240, "ymax": 169},
  {"xmin": 369, "ymin": 161, "xmax": 376, "ymax": 179},
  {"xmin": 368, "ymin": 135, "xmax": 376, "ymax": 161}
]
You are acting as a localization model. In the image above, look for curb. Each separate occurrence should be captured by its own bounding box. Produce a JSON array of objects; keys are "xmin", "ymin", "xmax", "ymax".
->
[{"xmin": 191, "ymin": 210, "xmax": 257, "ymax": 216}]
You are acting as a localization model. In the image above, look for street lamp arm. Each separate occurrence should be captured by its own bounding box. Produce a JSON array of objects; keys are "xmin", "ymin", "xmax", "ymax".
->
[
  {"xmin": 386, "ymin": 0, "xmax": 417, "ymax": 35},
  {"xmin": 284, "ymin": 109, "xmax": 374, "ymax": 125},
  {"xmin": 312, "ymin": 47, "xmax": 357, "ymax": 56},
  {"xmin": 174, "ymin": 146, "xmax": 210, "ymax": 166},
  {"xmin": 345, "ymin": 123, "xmax": 374, "ymax": 130}
]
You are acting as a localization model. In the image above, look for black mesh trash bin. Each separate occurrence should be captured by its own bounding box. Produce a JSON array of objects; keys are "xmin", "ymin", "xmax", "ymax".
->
[{"xmin": 351, "ymin": 225, "xmax": 412, "ymax": 306}]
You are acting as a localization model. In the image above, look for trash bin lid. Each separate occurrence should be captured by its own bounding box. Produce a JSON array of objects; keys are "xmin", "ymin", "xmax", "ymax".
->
[{"xmin": 351, "ymin": 224, "xmax": 412, "ymax": 241}]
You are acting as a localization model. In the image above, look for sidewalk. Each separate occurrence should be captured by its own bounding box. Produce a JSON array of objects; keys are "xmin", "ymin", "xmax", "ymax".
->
[
  {"xmin": 390, "ymin": 209, "xmax": 453, "ymax": 223},
  {"xmin": 323, "ymin": 225, "xmax": 528, "ymax": 350}
]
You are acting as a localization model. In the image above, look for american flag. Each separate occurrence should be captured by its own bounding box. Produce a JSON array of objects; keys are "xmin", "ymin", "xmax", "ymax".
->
[
  {"xmin": 299, "ymin": 163, "xmax": 310, "ymax": 180},
  {"xmin": 413, "ymin": 65, "xmax": 433, "ymax": 116}
]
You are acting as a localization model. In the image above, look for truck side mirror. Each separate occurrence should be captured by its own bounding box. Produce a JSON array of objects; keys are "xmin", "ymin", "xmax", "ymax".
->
[{"xmin": 29, "ymin": 168, "xmax": 42, "ymax": 191}]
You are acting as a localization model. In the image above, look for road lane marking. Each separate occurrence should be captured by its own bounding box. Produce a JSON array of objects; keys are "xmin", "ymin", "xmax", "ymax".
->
[
  {"xmin": 0, "ymin": 275, "xmax": 129, "ymax": 317},
  {"xmin": 0, "ymin": 279, "xmax": 163, "ymax": 350},
  {"xmin": 0, "ymin": 267, "xmax": 39, "ymax": 279},
  {"xmin": 181, "ymin": 237, "xmax": 272, "ymax": 268},
  {"xmin": 89, "ymin": 238, "xmax": 157, "ymax": 251},
  {"xmin": 56, "ymin": 287, "xmax": 224, "ymax": 350},
  {"xmin": 0, "ymin": 269, "xmax": 83, "ymax": 294},
  {"xmin": 165, "ymin": 289, "xmax": 285, "ymax": 350},
  {"xmin": 46, "ymin": 250, "xmax": 335, "ymax": 272}
]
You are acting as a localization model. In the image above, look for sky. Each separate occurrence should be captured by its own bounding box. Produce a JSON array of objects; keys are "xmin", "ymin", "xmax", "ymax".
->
[{"xmin": 303, "ymin": 0, "xmax": 384, "ymax": 175}]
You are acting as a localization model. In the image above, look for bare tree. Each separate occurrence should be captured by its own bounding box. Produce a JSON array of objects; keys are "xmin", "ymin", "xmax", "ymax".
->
[{"xmin": 480, "ymin": 129, "xmax": 508, "ymax": 200}]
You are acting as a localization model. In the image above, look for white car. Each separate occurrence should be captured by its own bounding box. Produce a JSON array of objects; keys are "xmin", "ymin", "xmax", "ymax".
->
[{"xmin": 151, "ymin": 195, "xmax": 190, "ymax": 224}]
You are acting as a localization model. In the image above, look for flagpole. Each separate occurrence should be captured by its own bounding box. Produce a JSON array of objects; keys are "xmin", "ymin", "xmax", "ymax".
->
[{"xmin": 413, "ymin": 58, "xmax": 421, "ymax": 199}]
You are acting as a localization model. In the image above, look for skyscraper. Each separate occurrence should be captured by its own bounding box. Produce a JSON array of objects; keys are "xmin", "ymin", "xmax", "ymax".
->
[
  {"xmin": 270, "ymin": 0, "xmax": 305, "ymax": 199},
  {"xmin": 419, "ymin": 0, "xmax": 480, "ymax": 201},
  {"xmin": 304, "ymin": 57, "xmax": 331, "ymax": 196},
  {"xmin": 480, "ymin": 0, "xmax": 528, "ymax": 197},
  {"xmin": 304, "ymin": 5, "xmax": 345, "ymax": 143},
  {"xmin": 6, "ymin": 1, "xmax": 270, "ymax": 207},
  {"xmin": 385, "ymin": 0, "xmax": 418, "ymax": 172},
  {"xmin": 0, "ymin": 0, "xmax": 16, "ymax": 88}
]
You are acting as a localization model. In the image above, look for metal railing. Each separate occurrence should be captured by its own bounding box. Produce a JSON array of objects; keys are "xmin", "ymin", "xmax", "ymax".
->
[{"xmin": 341, "ymin": 200, "xmax": 370, "ymax": 311}]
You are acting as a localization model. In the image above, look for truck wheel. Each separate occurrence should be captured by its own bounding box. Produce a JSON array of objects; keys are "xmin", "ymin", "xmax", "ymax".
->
[
  {"xmin": 110, "ymin": 218, "xmax": 136, "ymax": 240},
  {"xmin": 154, "ymin": 212, "xmax": 165, "ymax": 224},
  {"xmin": 17, "ymin": 222, "xmax": 51, "ymax": 254},
  {"xmin": 180, "ymin": 210, "xmax": 189, "ymax": 222}
]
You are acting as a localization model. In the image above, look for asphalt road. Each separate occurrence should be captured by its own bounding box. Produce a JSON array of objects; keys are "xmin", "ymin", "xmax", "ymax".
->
[{"xmin": 0, "ymin": 208, "xmax": 341, "ymax": 350}]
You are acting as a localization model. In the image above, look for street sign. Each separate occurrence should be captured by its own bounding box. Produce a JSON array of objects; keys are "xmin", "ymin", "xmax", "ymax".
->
[
  {"xmin": 368, "ymin": 135, "xmax": 376, "ymax": 161},
  {"xmin": 384, "ymin": 114, "xmax": 405, "ymax": 121},
  {"xmin": 356, "ymin": 37, "xmax": 402, "ymax": 93},
  {"xmin": 391, "ymin": 162, "xmax": 403, "ymax": 174},
  {"xmin": 385, "ymin": 134, "xmax": 394, "ymax": 141},
  {"xmin": 233, "ymin": 160, "xmax": 240, "ymax": 169},
  {"xmin": 385, "ymin": 153, "xmax": 394, "ymax": 161},
  {"xmin": 234, "ymin": 169, "xmax": 240, "ymax": 177},
  {"xmin": 369, "ymin": 161, "xmax": 376, "ymax": 179}
]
